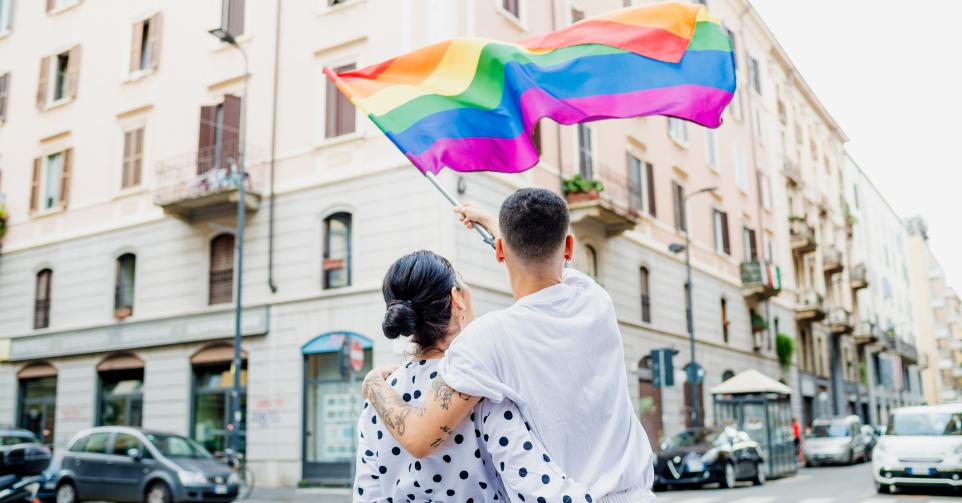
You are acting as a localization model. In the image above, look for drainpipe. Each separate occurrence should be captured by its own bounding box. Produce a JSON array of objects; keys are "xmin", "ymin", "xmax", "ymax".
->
[{"xmin": 267, "ymin": 0, "xmax": 282, "ymax": 293}]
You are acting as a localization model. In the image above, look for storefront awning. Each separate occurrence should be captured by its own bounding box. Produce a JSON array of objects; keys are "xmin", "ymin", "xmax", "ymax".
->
[
  {"xmin": 710, "ymin": 369, "xmax": 791, "ymax": 395},
  {"xmin": 302, "ymin": 332, "xmax": 373, "ymax": 355}
]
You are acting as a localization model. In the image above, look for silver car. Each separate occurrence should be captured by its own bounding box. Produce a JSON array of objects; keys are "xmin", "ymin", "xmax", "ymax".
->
[
  {"xmin": 804, "ymin": 415, "xmax": 867, "ymax": 466},
  {"xmin": 53, "ymin": 426, "xmax": 239, "ymax": 503}
]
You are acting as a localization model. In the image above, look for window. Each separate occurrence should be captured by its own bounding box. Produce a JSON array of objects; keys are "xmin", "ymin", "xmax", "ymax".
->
[
  {"xmin": 34, "ymin": 269, "xmax": 52, "ymax": 329},
  {"xmin": 115, "ymin": 254, "xmax": 136, "ymax": 317},
  {"xmin": 192, "ymin": 355, "xmax": 247, "ymax": 454},
  {"xmin": 704, "ymin": 128, "xmax": 718, "ymax": 167},
  {"xmin": 122, "ymin": 128, "xmax": 144, "ymax": 188},
  {"xmin": 18, "ymin": 369, "xmax": 57, "ymax": 445},
  {"xmin": 31, "ymin": 149, "xmax": 72, "ymax": 212},
  {"xmin": 725, "ymin": 28, "xmax": 737, "ymax": 68},
  {"xmin": 325, "ymin": 63, "xmax": 356, "ymax": 138},
  {"xmin": 753, "ymin": 106, "xmax": 764, "ymax": 144},
  {"xmin": 0, "ymin": 0, "xmax": 11, "ymax": 32},
  {"xmin": 45, "ymin": 0, "xmax": 78, "ymax": 13},
  {"xmin": 209, "ymin": 234, "xmax": 234, "ymax": 305},
  {"xmin": 323, "ymin": 212, "xmax": 352, "ymax": 289},
  {"xmin": 501, "ymin": 0, "xmax": 520, "ymax": 19},
  {"xmin": 743, "ymin": 227, "xmax": 757, "ymax": 261},
  {"xmin": 531, "ymin": 120, "xmax": 542, "ymax": 155},
  {"xmin": 577, "ymin": 124, "xmax": 593, "ymax": 179},
  {"xmin": 733, "ymin": 145, "xmax": 748, "ymax": 191},
  {"xmin": 583, "ymin": 244, "xmax": 598, "ymax": 278},
  {"xmin": 220, "ymin": 0, "xmax": 245, "ymax": 37},
  {"xmin": 757, "ymin": 172, "xmax": 771, "ymax": 210},
  {"xmin": 640, "ymin": 267, "xmax": 651, "ymax": 323},
  {"xmin": 198, "ymin": 95, "xmax": 241, "ymax": 173},
  {"xmin": 98, "ymin": 368, "xmax": 143, "ymax": 427},
  {"xmin": 627, "ymin": 153, "xmax": 655, "ymax": 216},
  {"xmin": 672, "ymin": 181, "xmax": 686, "ymax": 231},
  {"xmin": 720, "ymin": 298, "xmax": 729, "ymax": 343},
  {"xmin": 570, "ymin": 7, "xmax": 584, "ymax": 23},
  {"xmin": 0, "ymin": 72, "xmax": 9, "ymax": 124},
  {"xmin": 129, "ymin": 13, "xmax": 162, "ymax": 73},
  {"xmin": 37, "ymin": 47, "xmax": 80, "ymax": 108},
  {"xmin": 112, "ymin": 432, "xmax": 141, "ymax": 455},
  {"xmin": 713, "ymin": 209, "xmax": 730, "ymax": 255},
  {"xmin": 668, "ymin": 117, "xmax": 689, "ymax": 145},
  {"xmin": 749, "ymin": 56, "xmax": 762, "ymax": 94},
  {"xmin": 722, "ymin": 369, "xmax": 735, "ymax": 381},
  {"xmin": 83, "ymin": 431, "xmax": 111, "ymax": 454}
]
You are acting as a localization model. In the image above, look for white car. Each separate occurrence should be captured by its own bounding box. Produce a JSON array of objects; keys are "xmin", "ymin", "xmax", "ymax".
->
[{"xmin": 873, "ymin": 403, "xmax": 962, "ymax": 493}]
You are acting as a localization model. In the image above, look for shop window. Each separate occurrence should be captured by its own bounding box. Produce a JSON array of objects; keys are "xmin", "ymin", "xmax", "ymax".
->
[
  {"xmin": 97, "ymin": 353, "xmax": 144, "ymax": 427},
  {"xmin": 191, "ymin": 345, "xmax": 247, "ymax": 455},
  {"xmin": 17, "ymin": 364, "xmax": 57, "ymax": 445},
  {"xmin": 323, "ymin": 212, "xmax": 352, "ymax": 289}
]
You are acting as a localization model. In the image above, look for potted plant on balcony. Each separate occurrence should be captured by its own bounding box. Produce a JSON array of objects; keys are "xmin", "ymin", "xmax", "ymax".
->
[
  {"xmin": 751, "ymin": 311, "xmax": 768, "ymax": 333},
  {"xmin": 776, "ymin": 333, "xmax": 794, "ymax": 372},
  {"xmin": 562, "ymin": 174, "xmax": 605, "ymax": 204}
]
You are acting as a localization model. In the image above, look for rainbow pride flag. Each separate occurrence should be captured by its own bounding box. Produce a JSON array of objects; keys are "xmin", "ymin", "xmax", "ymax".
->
[{"xmin": 324, "ymin": 2, "xmax": 735, "ymax": 175}]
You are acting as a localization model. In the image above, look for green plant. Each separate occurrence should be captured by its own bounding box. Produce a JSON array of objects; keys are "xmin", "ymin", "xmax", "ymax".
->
[
  {"xmin": 750, "ymin": 311, "xmax": 768, "ymax": 333},
  {"xmin": 775, "ymin": 333, "xmax": 794, "ymax": 370},
  {"xmin": 562, "ymin": 174, "xmax": 605, "ymax": 194},
  {"xmin": 787, "ymin": 214, "xmax": 805, "ymax": 222}
]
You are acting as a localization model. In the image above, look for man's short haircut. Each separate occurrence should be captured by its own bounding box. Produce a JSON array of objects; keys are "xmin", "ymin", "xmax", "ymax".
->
[{"xmin": 499, "ymin": 188, "xmax": 569, "ymax": 262}]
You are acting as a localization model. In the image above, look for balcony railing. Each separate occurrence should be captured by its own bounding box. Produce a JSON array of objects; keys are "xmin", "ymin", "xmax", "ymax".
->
[
  {"xmin": 828, "ymin": 308, "xmax": 854, "ymax": 335},
  {"xmin": 789, "ymin": 218, "xmax": 817, "ymax": 254},
  {"xmin": 853, "ymin": 320, "xmax": 878, "ymax": 345},
  {"xmin": 822, "ymin": 248, "xmax": 844, "ymax": 275},
  {"xmin": 795, "ymin": 290, "xmax": 827, "ymax": 322},
  {"xmin": 153, "ymin": 143, "xmax": 268, "ymax": 220},
  {"xmin": 564, "ymin": 163, "xmax": 637, "ymax": 236},
  {"xmin": 740, "ymin": 261, "xmax": 782, "ymax": 301},
  {"xmin": 850, "ymin": 263, "xmax": 869, "ymax": 290},
  {"xmin": 896, "ymin": 336, "xmax": 919, "ymax": 363},
  {"xmin": 881, "ymin": 330, "xmax": 897, "ymax": 350}
]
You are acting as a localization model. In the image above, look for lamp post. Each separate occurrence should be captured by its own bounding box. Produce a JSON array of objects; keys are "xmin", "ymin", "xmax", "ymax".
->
[
  {"xmin": 669, "ymin": 186, "xmax": 717, "ymax": 427},
  {"xmin": 208, "ymin": 26, "xmax": 248, "ymax": 457}
]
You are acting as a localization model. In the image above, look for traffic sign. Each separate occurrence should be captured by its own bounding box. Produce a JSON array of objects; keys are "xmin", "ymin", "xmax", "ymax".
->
[{"xmin": 350, "ymin": 339, "xmax": 364, "ymax": 373}]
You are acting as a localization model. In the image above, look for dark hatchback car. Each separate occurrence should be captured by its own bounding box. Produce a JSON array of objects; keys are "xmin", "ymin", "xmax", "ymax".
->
[
  {"xmin": 54, "ymin": 426, "xmax": 238, "ymax": 503},
  {"xmin": 654, "ymin": 427, "xmax": 766, "ymax": 490}
]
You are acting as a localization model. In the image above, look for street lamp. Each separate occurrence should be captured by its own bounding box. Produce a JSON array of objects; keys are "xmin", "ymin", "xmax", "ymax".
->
[
  {"xmin": 669, "ymin": 185, "xmax": 717, "ymax": 427},
  {"xmin": 208, "ymin": 26, "xmax": 248, "ymax": 458}
]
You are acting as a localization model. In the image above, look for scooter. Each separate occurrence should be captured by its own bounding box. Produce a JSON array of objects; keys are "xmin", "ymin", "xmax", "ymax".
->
[
  {"xmin": 0, "ymin": 474, "xmax": 44, "ymax": 503},
  {"xmin": 0, "ymin": 443, "xmax": 51, "ymax": 503}
]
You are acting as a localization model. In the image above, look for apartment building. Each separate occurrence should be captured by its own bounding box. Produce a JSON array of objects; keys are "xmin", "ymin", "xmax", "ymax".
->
[
  {"xmin": 0, "ymin": 0, "xmax": 938, "ymax": 489},
  {"xmin": 846, "ymin": 156, "xmax": 924, "ymax": 426},
  {"xmin": 908, "ymin": 217, "xmax": 962, "ymax": 403}
]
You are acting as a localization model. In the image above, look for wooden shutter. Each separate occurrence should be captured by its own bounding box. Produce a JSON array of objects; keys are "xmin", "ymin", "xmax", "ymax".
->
[
  {"xmin": 59, "ymin": 148, "xmax": 72, "ymax": 207},
  {"xmin": 197, "ymin": 105, "xmax": 217, "ymax": 173},
  {"xmin": 122, "ymin": 130, "xmax": 133, "ymax": 187},
  {"xmin": 645, "ymin": 162, "xmax": 656, "ymax": 217},
  {"xmin": 324, "ymin": 73, "xmax": 338, "ymax": 139},
  {"xmin": 221, "ymin": 94, "xmax": 242, "ymax": 168},
  {"xmin": 133, "ymin": 128, "xmax": 144, "ymax": 186},
  {"xmin": 122, "ymin": 129, "xmax": 143, "ymax": 188},
  {"xmin": 46, "ymin": 0, "xmax": 55, "ymax": 12},
  {"xmin": 66, "ymin": 45, "xmax": 81, "ymax": 99},
  {"xmin": 335, "ymin": 63, "xmax": 355, "ymax": 136},
  {"xmin": 30, "ymin": 158, "xmax": 41, "ymax": 212},
  {"xmin": 0, "ymin": 73, "xmax": 8, "ymax": 123},
  {"xmin": 129, "ymin": 20, "xmax": 144, "ymax": 72},
  {"xmin": 627, "ymin": 153, "xmax": 641, "ymax": 211},
  {"xmin": 720, "ymin": 211, "xmax": 730, "ymax": 255},
  {"xmin": 36, "ymin": 56, "xmax": 50, "ymax": 109},
  {"xmin": 227, "ymin": 0, "xmax": 244, "ymax": 37},
  {"xmin": 749, "ymin": 228, "xmax": 758, "ymax": 260},
  {"xmin": 148, "ymin": 12, "xmax": 163, "ymax": 69}
]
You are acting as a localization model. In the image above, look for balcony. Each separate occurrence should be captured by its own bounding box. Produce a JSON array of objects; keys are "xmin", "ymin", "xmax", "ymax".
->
[
  {"xmin": 828, "ymin": 308, "xmax": 854, "ymax": 335},
  {"xmin": 564, "ymin": 164, "xmax": 637, "ymax": 236},
  {"xmin": 896, "ymin": 336, "xmax": 919, "ymax": 363},
  {"xmin": 789, "ymin": 218, "xmax": 817, "ymax": 254},
  {"xmin": 853, "ymin": 320, "xmax": 878, "ymax": 345},
  {"xmin": 795, "ymin": 290, "xmax": 827, "ymax": 322},
  {"xmin": 783, "ymin": 159, "xmax": 802, "ymax": 186},
  {"xmin": 850, "ymin": 263, "xmax": 869, "ymax": 290},
  {"xmin": 740, "ymin": 261, "xmax": 782, "ymax": 301},
  {"xmin": 153, "ymin": 143, "xmax": 267, "ymax": 220},
  {"xmin": 881, "ymin": 330, "xmax": 897, "ymax": 350},
  {"xmin": 822, "ymin": 248, "xmax": 844, "ymax": 275}
]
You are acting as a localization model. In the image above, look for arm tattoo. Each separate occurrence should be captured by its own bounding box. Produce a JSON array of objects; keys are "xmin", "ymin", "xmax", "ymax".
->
[
  {"xmin": 431, "ymin": 377, "xmax": 472, "ymax": 411},
  {"xmin": 363, "ymin": 373, "xmax": 415, "ymax": 437}
]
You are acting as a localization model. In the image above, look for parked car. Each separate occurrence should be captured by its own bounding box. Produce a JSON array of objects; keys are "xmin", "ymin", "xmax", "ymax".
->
[
  {"xmin": 53, "ymin": 426, "xmax": 239, "ymax": 503},
  {"xmin": 804, "ymin": 415, "xmax": 867, "ymax": 466},
  {"xmin": 654, "ymin": 426, "xmax": 766, "ymax": 490},
  {"xmin": 0, "ymin": 427, "xmax": 38, "ymax": 448},
  {"xmin": 861, "ymin": 425, "xmax": 880, "ymax": 460},
  {"xmin": 872, "ymin": 403, "xmax": 962, "ymax": 494}
]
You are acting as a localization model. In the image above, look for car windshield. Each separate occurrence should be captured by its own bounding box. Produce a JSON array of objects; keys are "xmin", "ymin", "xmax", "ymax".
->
[
  {"xmin": 812, "ymin": 423, "xmax": 849, "ymax": 438},
  {"xmin": 664, "ymin": 429, "xmax": 722, "ymax": 449},
  {"xmin": 145, "ymin": 433, "xmax": 213, "ymax": 459},
  {"xmin": 0, "ymin": 434, "xmax": 38, "ymax": 446},
  {"xmin": 888, "ymin": 412, "xmax": 962, "ymax": 436}
]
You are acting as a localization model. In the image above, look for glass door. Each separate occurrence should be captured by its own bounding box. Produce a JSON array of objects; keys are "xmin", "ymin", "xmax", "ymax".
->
[
  {"xmin": 192, "ymin": 363, "xmax": 247, "ymax": 455},
  {"xmin": 18, "ymin": 376, "xmax": 57, "ymax": 446}
]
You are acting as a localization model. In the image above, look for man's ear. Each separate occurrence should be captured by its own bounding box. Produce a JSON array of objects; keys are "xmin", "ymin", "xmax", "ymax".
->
[
  {"xmin": 563, "ymin": 234, "xmax": 575, "ymax": 261},
  {"xmin": 495, "ymin": 238, "xmax": 505, "ymax": 263}
]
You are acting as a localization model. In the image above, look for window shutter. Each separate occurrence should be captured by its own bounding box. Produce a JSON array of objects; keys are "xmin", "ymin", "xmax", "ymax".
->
[
  {"xmin": 627, "ymin": 153, "xmax": 640, "ymax": 211},
  {"xmin": 148, "ymin": 12, "xmax": 163, "ymax": 69},
  {"xmin": 122, "ymin": 130, "xmax": 133, "ymax": 187},
  {"xmin": 197, "ymin": 105, "xmax": 217, "ymax": 173},
  {"xmin": 324, "ymin": 74, "xmax": 338, "ymax": 138},
  {"xmin": 60, "ymin": 148, "xmax": 72, "ymax": 207},
  {"xmin": 749, "ymin": 228, "xmax": 758, "ymax": 260},
  {"xmin": 30, "ymin": 158, "xmax": 41, "ymax": 212},
  {"xmin": 133, "ymin": 128, "xmax": 144, "ymax": 186},
  {"xmin": 531, "ymin": 120, "xmax": 542, "ymax": 155},
  {"xmin": 222, "ymin": 94, "xmax": 242, "ymax": 167},
  {"xmin": 66, "ymin": 45, "xmax": 81, "ymax": 99},
  {"xmin": 46, "ymin": 0, "xmax": 55, "ymax": 13},
  {"xmin": 227, "ymin": 0, "xmax": 245, "ymax": 37},
  {"xmin": 36, "ymin": 56, "xmax": 50, "ymax": 109},
  {"xmin": 646, "ymin": 162, "xmax": 656, "ymax": 216},
  {"xmin": 0, "ymin": 73, "xmax": 8, "ymax": 123},
  {"xmin": 129, "ymin": 20, "xmax": 144, "ymax": 72},
  {"xmin": 721, "ymin": 211, "xmax": 730, "ymax": 255}
]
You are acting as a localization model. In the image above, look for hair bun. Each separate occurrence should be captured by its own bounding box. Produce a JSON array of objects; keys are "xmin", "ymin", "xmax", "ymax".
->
[{"xmin": 382, "ymin": 300, "xmax": 418, "ymax": 340}]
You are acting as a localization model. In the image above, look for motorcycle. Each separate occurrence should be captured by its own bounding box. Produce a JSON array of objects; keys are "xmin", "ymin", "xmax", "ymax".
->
[{"xmin": 0, "ymin": 443, "xmax": 51, "ymax": 503}]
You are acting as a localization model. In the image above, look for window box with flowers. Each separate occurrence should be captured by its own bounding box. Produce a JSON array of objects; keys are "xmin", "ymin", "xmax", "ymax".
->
[{"xmin": 562, "ymin": 174, "xmax": 605, "ymax": 204}]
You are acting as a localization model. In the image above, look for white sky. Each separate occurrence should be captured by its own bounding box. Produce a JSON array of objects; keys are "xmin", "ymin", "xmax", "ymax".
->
[{"xmin": 750, "ymin": 0, "xmax": 962, "ymax": 293}]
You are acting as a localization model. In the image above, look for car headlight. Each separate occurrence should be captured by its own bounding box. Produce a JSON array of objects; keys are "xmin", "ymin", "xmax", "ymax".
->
[
  {"xmin": 228, "ymin": 472, "xmax": 241, "ymax": 485},
  {"xmin": 178, "ymin": 470, "xmax": 209, "ymax": 486},
  {"xmin": 700, "ymin": 448, "xmax": 719, "ymax": 464}
]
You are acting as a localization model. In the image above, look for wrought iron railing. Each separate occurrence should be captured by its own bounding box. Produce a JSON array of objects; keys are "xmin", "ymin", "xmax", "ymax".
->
[
  {"xmin": 209, "ymin": 269, "xmax": 234, "ymax": 305},
  {"xmin": 153, "ymin": 143, "xmax": 269, "ymax": 207},
  {"xmin": 34, "ymin": 299, "xmax": 51, "ymax": 329},
  {"xmin": 563, "ymin": 162, "xmax": 638, "ymax": 217}
]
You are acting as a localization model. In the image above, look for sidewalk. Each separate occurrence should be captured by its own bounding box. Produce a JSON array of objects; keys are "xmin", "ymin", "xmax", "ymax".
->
[{"xmin": 247, "ymin": 486, "xmax": 352, "ymax": 502}]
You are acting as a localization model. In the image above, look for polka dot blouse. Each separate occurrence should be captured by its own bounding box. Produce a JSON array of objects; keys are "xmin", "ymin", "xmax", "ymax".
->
[{"xmin": 355, "ymin": 359, "xmax": 592, "ymax": 502}]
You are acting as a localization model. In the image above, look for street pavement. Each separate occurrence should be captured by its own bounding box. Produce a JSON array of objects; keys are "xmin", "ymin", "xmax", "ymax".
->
[{"xmin": 243, "ymin": 462, "xmax": 960, "ymax": 502}]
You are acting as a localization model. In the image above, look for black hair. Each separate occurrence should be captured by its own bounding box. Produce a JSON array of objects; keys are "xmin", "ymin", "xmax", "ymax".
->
[
  {"xmin": 381, "ymin": 250, "xmax": 459, "ymax": 350},
  {"xmin": 499, "ymin": 188, "xmax": 569, "ymax": 262}
]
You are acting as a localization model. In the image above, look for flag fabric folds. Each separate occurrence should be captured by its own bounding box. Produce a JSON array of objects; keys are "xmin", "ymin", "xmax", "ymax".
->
[{"xmin": 324, "ymin": 2, "xmax": 736, "ymax": 175}]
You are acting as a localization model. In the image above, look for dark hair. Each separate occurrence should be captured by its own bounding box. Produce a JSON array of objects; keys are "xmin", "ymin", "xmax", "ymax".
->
[
  {"xmin": 499, "ymin": 188, "xmax": 569, "ymax": 261},
  {"xmin": 381, "ymin": 250, "xmax": 459, "ymax": 350}
]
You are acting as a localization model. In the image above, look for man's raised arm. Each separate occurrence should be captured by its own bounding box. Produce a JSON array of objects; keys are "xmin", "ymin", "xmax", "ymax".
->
[{"xmin": 362, "ymin": 367, "xmax": 481, "ymax": 458}]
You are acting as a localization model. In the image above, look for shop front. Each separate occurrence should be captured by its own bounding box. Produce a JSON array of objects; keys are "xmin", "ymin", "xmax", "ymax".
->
[{"xmin": 16, "ymin": 363, "xmax": 58, "ymax": 446}]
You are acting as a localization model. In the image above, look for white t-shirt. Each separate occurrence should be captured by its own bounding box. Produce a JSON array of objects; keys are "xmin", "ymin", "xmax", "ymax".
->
[{"xmin": 439, "ymin": 268, "xmax": 654, "ymax": 500}]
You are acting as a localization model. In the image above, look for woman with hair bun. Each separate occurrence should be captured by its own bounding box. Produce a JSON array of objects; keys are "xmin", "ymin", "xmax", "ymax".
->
[{"xmin": 354, "ymin": 250, "xmax": 590, "ymax": 502}]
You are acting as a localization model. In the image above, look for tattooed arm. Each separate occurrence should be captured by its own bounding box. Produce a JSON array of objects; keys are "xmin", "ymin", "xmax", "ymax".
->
[{"xmin": 362, "ymin": 369, "xmax": 481, "ymax": 458}]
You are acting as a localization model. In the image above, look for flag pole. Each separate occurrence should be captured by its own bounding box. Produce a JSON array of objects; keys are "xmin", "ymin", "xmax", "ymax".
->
[{"xmin": 422, "ymin": 171, "xmax": 496, "ymax": 249}]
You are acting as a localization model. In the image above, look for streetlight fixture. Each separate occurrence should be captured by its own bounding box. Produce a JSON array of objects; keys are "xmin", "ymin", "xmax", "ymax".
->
[
  {"xmin": 208, "ymin": 26, "xmax": 248, "ymax": 458},
  {"xmin": 669, "ymin": 185, "xmax": 717, "ymax": 427}
]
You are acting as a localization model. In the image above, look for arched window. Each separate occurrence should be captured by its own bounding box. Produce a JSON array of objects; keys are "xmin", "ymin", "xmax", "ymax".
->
[
  {"xmin": 34, "ymin": 269, "xmax": 52, "ymax": 329},
  {"xmin": 191, "ymin": 343, "xmax": 248, "ymax": 454},
  {"xmin": 114, "ymin": 253, "xmax": 136, "ymax": 318},
  {"xmin": 640, "ymin": 266, "xmax": 651, "ymax": 323},
  {"xmin": 209, "ymin": 234, "xmax": 235, "ymax": 305},
  {"xmin": 722, "ymin": 369, "xmax": 736, "ymax": 381},
  {"xmin": 18, "ymin": 363, "xmax": 57, "ymax": 445},
  {"xmin": 583, "ymin": 244, "xmax": 598, "ymax": 278},
  {"xmin": 97, "ymin": 353, "xmax": 144, "ymax": 427},
  {"xmin": 323, "ymin": 212, "xmax": 352, "ymax": 289}
]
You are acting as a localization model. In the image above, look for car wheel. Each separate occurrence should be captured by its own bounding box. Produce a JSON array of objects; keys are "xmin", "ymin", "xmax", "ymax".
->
[
  {"xmin": 56, "ymin": 482, "xmax": 79, "ymax": 503},
  {"xmin": 752, "ymin": 462, "xmax": 766, "ymax": 486},
  {"xmin": 720, "ymin": 462, "xmax": 736, "ymax": 489},
  {"xmin": 875, "ymin": 481, "xmax": 893, "ymax": 494},
  {"xmin": 846, "ymin": 448, "xmax": 854, "ymax": 465},
  {"xmin": 145, "ymin": 481, "xmax": 173, "ymax": 503}
]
